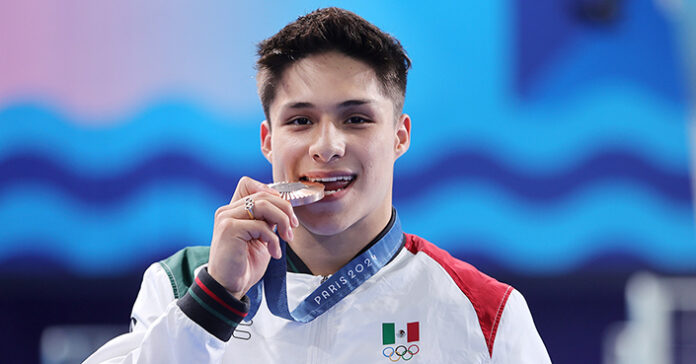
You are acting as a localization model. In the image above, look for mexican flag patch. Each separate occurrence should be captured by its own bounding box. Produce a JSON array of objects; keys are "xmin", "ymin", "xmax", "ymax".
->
[
  {"xmin": 382, "ymin": 321, "xmax": 419, "ymax": 344},
  {"xmin": 381, "ymin": 321, "xmax": 421, "ymax": 361}
]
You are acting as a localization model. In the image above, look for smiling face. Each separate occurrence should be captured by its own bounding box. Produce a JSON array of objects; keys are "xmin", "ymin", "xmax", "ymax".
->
[{"xmin": 260, "ymin": 51, "xmax": 410, "ymax": 238}]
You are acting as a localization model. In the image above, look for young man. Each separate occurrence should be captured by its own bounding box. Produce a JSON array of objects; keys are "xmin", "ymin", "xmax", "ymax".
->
[{"xmin": 85, "ymin": 7, "xmax": 550, "ymax": 363}]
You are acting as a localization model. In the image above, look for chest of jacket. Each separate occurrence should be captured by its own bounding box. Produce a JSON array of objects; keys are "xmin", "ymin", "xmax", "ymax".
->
[{"xmin": 222, "ymin": 251, "xmax": 492, "ymax": 363}]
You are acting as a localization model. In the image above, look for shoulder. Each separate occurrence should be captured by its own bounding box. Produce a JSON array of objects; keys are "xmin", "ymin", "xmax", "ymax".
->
[
  {"xmin": 403, "ymin": 233, "xmax": 512, "ymax": 301},
  {"xmin": 127, "ymin": 247, "xmax": 210, "ymax": 332},
  {"xmin": 158, "ymin": 246, "xmax": 211, "ymax": 299},
  {"xmin": 403, "ymin": 233, "xmax": 513, "ymax": 356}
]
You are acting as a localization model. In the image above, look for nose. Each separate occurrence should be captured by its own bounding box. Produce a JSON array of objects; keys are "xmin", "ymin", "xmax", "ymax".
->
[{"xmin": 308, "ymin": 121, "xmax": 345, "ymax": 163}]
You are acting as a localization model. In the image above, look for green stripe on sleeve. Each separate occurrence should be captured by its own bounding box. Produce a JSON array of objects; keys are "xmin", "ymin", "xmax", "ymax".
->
[{"xmin": 188, "ymin": 288, "xmax": 238, "ymax": 328}]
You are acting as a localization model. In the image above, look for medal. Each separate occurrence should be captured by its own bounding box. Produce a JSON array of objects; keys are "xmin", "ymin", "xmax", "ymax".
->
[{"xmin": 268, "ymin": 181, "xmax": 325, "ymax": 206}]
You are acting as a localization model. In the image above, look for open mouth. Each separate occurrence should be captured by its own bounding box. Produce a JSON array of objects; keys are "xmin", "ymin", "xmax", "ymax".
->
[{"xmin": 299, "ymin": 174, "xmax": 357, "ymax": 195}]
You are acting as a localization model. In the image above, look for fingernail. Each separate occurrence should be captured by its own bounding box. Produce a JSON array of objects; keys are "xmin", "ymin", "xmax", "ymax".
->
[
  {"xmin": 292, "ymin": 213, "xmax": 299, "ymax": 227},
  {"xmin": 288, "ymin": 229, "xmax": 294, "ymax": 241}
]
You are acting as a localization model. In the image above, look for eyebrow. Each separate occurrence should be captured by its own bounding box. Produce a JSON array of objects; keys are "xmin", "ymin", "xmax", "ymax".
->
[{"xmin": 284, "ymin": 99, "xmax": 375, "ymax": 109}]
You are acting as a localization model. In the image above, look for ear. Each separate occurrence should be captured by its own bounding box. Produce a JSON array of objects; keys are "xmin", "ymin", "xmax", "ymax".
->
[
  {"xmin": 394, "ymin": 113, "xmax": 411, "ymax": 160},
  {"xmin": 260, "ymin": 120, "xmax": 272, "ymax": 163}
]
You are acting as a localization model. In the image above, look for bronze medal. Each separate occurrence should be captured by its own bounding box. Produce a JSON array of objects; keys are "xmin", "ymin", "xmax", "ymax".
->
[{"xmin": 268, "ymin": 181, "xmax": 325, "ymax": 206}]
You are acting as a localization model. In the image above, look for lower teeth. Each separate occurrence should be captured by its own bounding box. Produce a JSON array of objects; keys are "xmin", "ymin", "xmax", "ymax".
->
[{"xmin": 324, "ymin": 188, "xmax": 342, "ymax": 196}]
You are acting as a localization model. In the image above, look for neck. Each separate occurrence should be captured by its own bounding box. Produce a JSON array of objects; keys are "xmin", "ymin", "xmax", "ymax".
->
[{"xmin": 290, "ymin": 205, "xmax": 392, "ymax": 276}]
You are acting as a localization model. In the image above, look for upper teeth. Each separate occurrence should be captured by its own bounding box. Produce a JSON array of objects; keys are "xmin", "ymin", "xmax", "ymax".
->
[{"xmin": 308, "ymin": 176, "xmax": 353, "ymax": 183}]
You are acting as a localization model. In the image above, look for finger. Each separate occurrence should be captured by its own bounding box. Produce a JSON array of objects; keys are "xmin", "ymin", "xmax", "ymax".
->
[
  {"xmin": 222, "ymin": 190, "xmax": 297, "ymax": 226},
  {"xmin": 248, "ymin": 238, "xmax": 282, "ymax": 260},
  {"xmin": 231, "ymin": 176, "xmax": 279, "ymax": 203},
  {"xmin": 250, "ymin": 190, "xmax": 298, "ymax": 228},
  {"xmin": 233, "ymin": 219, "xmax": 280, "ymax": 248},
  {"xmin": 249, "ymin": 198, "xmax": 295, "ymax": 242},
  {"xmin": 267, "ymin": 237, "xmax": 282, "ymax": 259},
  {"xmin": 218, "ymin": 196, "xmax": 294, "ymax": 241}
]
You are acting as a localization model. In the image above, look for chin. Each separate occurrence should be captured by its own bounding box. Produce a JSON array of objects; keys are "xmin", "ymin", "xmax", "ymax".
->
[{"xmin": 296, "ymin": 208, "xmax": 355, "ymax": 236}]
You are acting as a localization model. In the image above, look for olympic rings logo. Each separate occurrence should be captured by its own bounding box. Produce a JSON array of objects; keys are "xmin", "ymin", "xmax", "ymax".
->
[{"xmin": 382, "ymin": 344, "xmax": 420, "ymax": 361}]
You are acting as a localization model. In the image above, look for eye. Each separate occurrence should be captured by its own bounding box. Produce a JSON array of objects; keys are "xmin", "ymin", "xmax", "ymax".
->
[
  {"xmin": 288, "ymin": 117, "xmax": 312, "ymax": 126},
  {"xmin": 345, "ymin": 116, "xmax": 371, "ymax": 124}
]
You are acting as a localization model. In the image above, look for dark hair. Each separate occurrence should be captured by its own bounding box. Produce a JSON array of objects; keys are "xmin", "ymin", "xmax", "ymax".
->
[{"xmin": 256, "ymin": 7, "xmax": 411, "ymax": 121}]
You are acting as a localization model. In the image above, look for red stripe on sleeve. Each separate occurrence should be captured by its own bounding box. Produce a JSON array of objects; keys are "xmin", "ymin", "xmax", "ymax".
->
[{"xmin": 195, "ymin": 276, "xmax": 248, "ymax": 317}]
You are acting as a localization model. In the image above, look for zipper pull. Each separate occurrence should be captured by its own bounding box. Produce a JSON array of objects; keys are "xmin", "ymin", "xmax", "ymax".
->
[{"xmin": 320, "ymin": 275, "xmax": 329, "ymax": 284}]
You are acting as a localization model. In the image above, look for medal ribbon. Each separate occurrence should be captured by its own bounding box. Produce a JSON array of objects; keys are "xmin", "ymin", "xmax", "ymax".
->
[{"xmin": 246, "ymin": 215, "xmax": 403, "ymax": 322}]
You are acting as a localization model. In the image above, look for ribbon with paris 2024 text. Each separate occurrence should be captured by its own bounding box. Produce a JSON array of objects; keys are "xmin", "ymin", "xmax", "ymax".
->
[{"xmin": 244, "ymin": 214, "xmax": 404, "ymax": 322}]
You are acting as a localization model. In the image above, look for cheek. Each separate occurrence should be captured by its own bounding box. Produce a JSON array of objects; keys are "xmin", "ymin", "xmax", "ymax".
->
[
  {"xmin": 270, "ymin": 138, "xmax": 289, "ymax": 168},
  {"xmin": 360, "ymin": 135, "xmax": 395, "ymax": 178},
  {"xmin": 271, "ymin": 136, "xmax": 307, "ymax": 170}
]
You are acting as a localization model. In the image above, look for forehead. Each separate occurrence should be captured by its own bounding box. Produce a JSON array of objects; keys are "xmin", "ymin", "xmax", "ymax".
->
[{"xmin": 270, "ymin": 52, "xmax": 390, "ymax": 115}]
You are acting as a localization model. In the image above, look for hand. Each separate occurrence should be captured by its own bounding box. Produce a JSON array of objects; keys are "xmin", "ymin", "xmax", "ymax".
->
[{"xmin": 207, "ymin": 177, "xmax": 299, "ymax": 299}]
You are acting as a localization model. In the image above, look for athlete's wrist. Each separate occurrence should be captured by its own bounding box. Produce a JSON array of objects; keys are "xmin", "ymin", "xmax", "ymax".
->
[
  {"xmin": 207, "ymin": 263, "xmax": 245, "ymax": 295},
  {"xmin": 227, "ymin": 288, "xmax": 245, "ymax": 300}
]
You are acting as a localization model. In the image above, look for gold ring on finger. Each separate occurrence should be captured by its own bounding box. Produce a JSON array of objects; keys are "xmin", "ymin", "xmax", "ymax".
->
[{"xmin": 244, "ymin": 196, "xmax": 255, "ymax": 219}]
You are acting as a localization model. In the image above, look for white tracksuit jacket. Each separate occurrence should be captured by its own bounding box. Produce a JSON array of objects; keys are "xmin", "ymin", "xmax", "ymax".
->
[{"xmin": 84, "ymin": 232, "xmax": 551, "ymax": 363}]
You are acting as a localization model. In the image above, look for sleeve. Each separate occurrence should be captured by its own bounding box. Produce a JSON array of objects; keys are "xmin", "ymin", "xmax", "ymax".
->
[
  {"xmin": 82, "ymin": 264, "xmax": 250, "ymax": 364},
  {"xmin": 490, "ymin": 289, "xmax": 552, "ymax": 364}
]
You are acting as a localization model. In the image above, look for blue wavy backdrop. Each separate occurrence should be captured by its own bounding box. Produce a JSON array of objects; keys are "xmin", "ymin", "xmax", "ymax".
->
[{"xmin": 0, "ymin": 0, "xmax": 694, "ymax": 275}]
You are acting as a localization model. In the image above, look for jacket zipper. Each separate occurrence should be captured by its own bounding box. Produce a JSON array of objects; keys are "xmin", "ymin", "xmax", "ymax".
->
[{"xmin": 308, "ymin": 275, "xmax": 329, "ymax": 363}]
